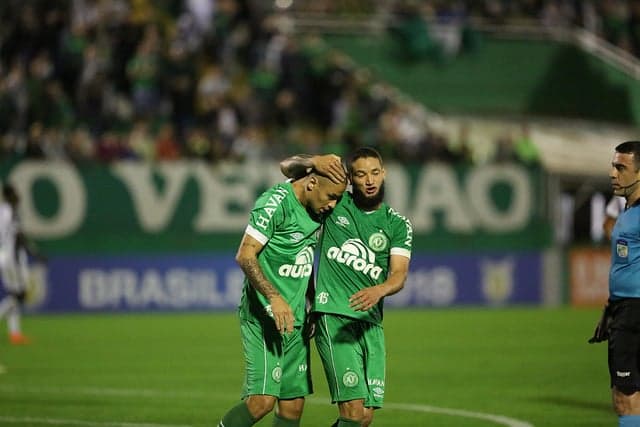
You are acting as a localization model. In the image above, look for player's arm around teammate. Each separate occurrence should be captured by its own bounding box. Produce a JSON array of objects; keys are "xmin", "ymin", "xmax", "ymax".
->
[{"xmin": 280, "ymin": 154, "xmax": 346, "ymax": 184}]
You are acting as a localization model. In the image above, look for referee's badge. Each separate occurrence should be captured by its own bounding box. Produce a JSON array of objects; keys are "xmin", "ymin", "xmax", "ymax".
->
[{"xmin": 617, "ymin": 239, "xmax": 629, "ymax": 258}]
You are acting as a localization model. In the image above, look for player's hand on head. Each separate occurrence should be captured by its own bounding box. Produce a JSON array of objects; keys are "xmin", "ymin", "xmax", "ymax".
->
[
  {"xmin": 313, "ymin": 154, "xmax": 346, "ymax": 184},
  {"xmin": 269, "ymin": 295, "xmax": 295, "ymax": 334}
]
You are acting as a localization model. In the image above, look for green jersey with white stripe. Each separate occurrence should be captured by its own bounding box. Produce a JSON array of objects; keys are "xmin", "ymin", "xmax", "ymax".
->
[
  {"xmin": 313, "ymin": 192, "xmax": 413, "ymax": 325},
  {"xmin": 240, "ymin": 182, "xmax": 321, "ymax": 327}
]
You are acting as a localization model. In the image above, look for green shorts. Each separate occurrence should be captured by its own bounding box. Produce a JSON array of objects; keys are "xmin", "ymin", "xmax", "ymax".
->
[
  {"xmin": 314, "ymin": 313, "xmax": 386, "ymax": 408},
  {"xmin": 240, "ymin": 318, "xmax": 312, "ymax": 399}
]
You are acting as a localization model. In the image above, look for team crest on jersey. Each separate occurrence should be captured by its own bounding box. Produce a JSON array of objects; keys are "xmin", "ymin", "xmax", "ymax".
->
[
  {"xmin": 326, "ymin": 239, "xmax": 382, "ymax": 280},
  {"xmin": 368, "ymin": 232, "xmax": 388, "ymax": 252},
  {"xmin": 617, "ymin": 239, "xmax": 629, "ymax": 258}
]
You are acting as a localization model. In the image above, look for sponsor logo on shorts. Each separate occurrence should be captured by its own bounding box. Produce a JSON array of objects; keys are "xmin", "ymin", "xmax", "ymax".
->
[
  {"xmin": 342, "ymin": 371, "xmax": 359, "ymax": 387},
  {"xmin": 272, "ymin": 366, "xmax": 282, "ymax": 382},
  {"xmin": 617, "ymin": 371, "xmax": 631, "ymax": 378}
]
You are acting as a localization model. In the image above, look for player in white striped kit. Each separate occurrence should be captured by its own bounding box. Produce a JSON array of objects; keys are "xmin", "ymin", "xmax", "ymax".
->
[{"xmin": 0, "ymin": 184, "xmax": 34, "ymax": 345}]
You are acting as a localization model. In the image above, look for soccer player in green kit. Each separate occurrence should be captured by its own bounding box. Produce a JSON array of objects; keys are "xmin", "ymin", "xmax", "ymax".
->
[
  {"xmin": 217, "ymin": 171, "xmax": 347, "ymax": 427},
  {"xmin": 280, "ymin": 148, "xmax": 413, "ymax": 427}
]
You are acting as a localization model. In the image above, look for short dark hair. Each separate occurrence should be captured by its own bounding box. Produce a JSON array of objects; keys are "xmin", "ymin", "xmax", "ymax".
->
[
  {"xmin": 616, "ymin": 141, "xmax": 640, "ymax": 170},
  {"xmin": 347, "ymin": 147, "xmax": 384, "ymax": 175}
]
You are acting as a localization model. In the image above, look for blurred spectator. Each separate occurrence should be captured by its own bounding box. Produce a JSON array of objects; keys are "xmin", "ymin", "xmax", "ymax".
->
[
  {"xmin": 96, "ymin": 131, "xmax": 124, "ymax": 163},
  {"xmin": 126, "ymin": 26, "xmax": 162, "ymax": 118},
  {"xmin": 388, "ymin": 0, "xmax": 443, "ymax": 62},
  {"xmin": 127, "ymin": 119, "xmax": 155, "ymax": 161},
  {"xmin": 230, "ymin": 125, "xmax": 268, "ymax": 161},
  {"xmin": 196, "ymin": 63, "xmax": 230, "ymax": 122},
  {"xmin": 155, "ymin": 123, "xmax": 181, "ymax": 160},
  {"xmin": 512, "ymin": 123, "xmax": 540, "ymax": 165},
  {"xmin": 0, "ymin": 0, "xmax": 581, "ymax": 167},
  {"xmin": 599, "ymin": 0, "xmax": 630, "ymax": 50},
  {"xmin": 493, "ymin": 133, "xmax": 518, "ymax": 163},
  {"xmin": 629, "ymin": 0, "xmax": 640, "ymax": 57},
  {"xmin": 163, "ymin": 43, "xmax": 196, "ymax": 138},
  {"xmin": 184, "ymin": 125, "xmax": 212, "ymax": 160},
  {"xmin": 76, "ymin": 43, "xmax": 110, "ymax": 134},
  {"xmin": 492, "ymin": 124, "xmax": 540, "ymax": 165},
  {"xmin": 66, "ymin": 127, "xmax": 96, "ymax": 164},
  {"xmin": 23, "ymin": 122, "xmax": 46, "ymax": 159},
  {"xmin": 449, "ymin": 122, "xmax": 475, "ymax": 164},
  {"xmin": 44, "ymin": 80, "xmax": 75, "ymax": 131}
]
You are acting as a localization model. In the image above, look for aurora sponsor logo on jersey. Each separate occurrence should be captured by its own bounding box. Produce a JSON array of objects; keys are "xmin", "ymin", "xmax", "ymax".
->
[
  {"xmin": 326, "ymin": 239, "xmax": 383, "ymax": 280},
  {"xmin": 278, "ymin": 246, "xmax": 314, "ymax": 278}
]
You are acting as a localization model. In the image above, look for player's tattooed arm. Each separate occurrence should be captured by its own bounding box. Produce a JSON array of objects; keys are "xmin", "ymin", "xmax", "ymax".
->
[
  {"xmin": 280, "ymin": 154, "xmax": 346, "ymax": 184},
  {"xmin": 280, "ymin": 154, "xmax": 314, "ymax": 180},
  {"xmin": 236, "ymin": 234, "xmax": 278, "ymax": 298},
  {"xmin": 237, "ymin": 256, "xmax": 279, "ymax": 299},
  {"xmin": 235, "ymin": 233, "xmax": 294, "ymax": 333}
]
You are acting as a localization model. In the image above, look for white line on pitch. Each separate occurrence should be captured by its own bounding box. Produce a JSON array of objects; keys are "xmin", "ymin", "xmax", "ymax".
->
[
  {"xmin": 0, "ymin": 416, "xmax": 191, "ymax": 427},
  {"xmin": 0, "ymin": 384, "xmax": 534, "ymax": 427}
]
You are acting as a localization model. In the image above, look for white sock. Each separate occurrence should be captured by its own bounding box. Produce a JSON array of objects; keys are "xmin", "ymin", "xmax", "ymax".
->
[
  {"xmin": 8, "ymin": 307, "xmax": 21, "ymax": 335},
  {"xmin": 0, "ymin": 296, "xmax": 16, "ymax": 321}
]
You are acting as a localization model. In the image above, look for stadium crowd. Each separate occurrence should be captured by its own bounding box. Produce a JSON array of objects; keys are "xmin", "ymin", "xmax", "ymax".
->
[{"xmin": 0, "ymin": 1, "xmax": 552, "ymax": 166}]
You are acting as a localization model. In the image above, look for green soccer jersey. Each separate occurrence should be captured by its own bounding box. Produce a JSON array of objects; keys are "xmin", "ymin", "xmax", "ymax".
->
[
  {"xmin": 239, "ymin": 182, "xmax": 321, "ymax": 327},
  {"xmin": 313, "ymin": 192, "xmax": 413, "ymax": 324}
]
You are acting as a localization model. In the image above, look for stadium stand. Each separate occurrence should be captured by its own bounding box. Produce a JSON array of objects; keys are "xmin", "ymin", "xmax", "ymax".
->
[{"xmin": 0, "ymin": 0, "xmax": 637, "ymax": 172}]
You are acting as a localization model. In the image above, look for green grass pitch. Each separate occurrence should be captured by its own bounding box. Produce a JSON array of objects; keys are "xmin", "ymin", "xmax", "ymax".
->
[{"xmin": 0, "ymin": 308, "xmax": 613, "ymax": 426}]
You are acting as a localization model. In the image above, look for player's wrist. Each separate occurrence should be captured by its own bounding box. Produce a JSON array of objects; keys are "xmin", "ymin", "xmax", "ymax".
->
[{"xmin": 267, "ymin": 294, "xmax": 284, "ymax": 303}]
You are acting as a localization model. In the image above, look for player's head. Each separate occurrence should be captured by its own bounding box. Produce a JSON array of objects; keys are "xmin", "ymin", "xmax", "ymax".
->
[
  {"xmin": 611, "ymin": 141, "xmax": 640, "ymax": 198},
  {"xmin": 303, "ymin": 171, "xmax": 346, "ymax": 216},
  {"xmin": 348, "ymin": 147, "xmax": 386, "ymax": 210},
  {"xmin": 2, "ymin": 183, "xmax": 19, "ymax": 206}
]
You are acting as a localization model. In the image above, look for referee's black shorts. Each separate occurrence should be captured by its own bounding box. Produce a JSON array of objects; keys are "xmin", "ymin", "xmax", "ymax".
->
[{"xmin": 609, "ymin": 298, "xmax": 640, "ymax": 394}]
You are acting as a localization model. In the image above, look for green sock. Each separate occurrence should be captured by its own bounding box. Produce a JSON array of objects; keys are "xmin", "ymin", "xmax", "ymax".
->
[
  {"xmin": 337, "ymin": 418, "xmax": 361, "ymax": 427},
  {"xmin": 272, "ymin": 413, "xmax": 300, "ymax": 426},
  {"xmin": 219, "ymin": 401, "xmax": 256, "ymax": 427}
]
